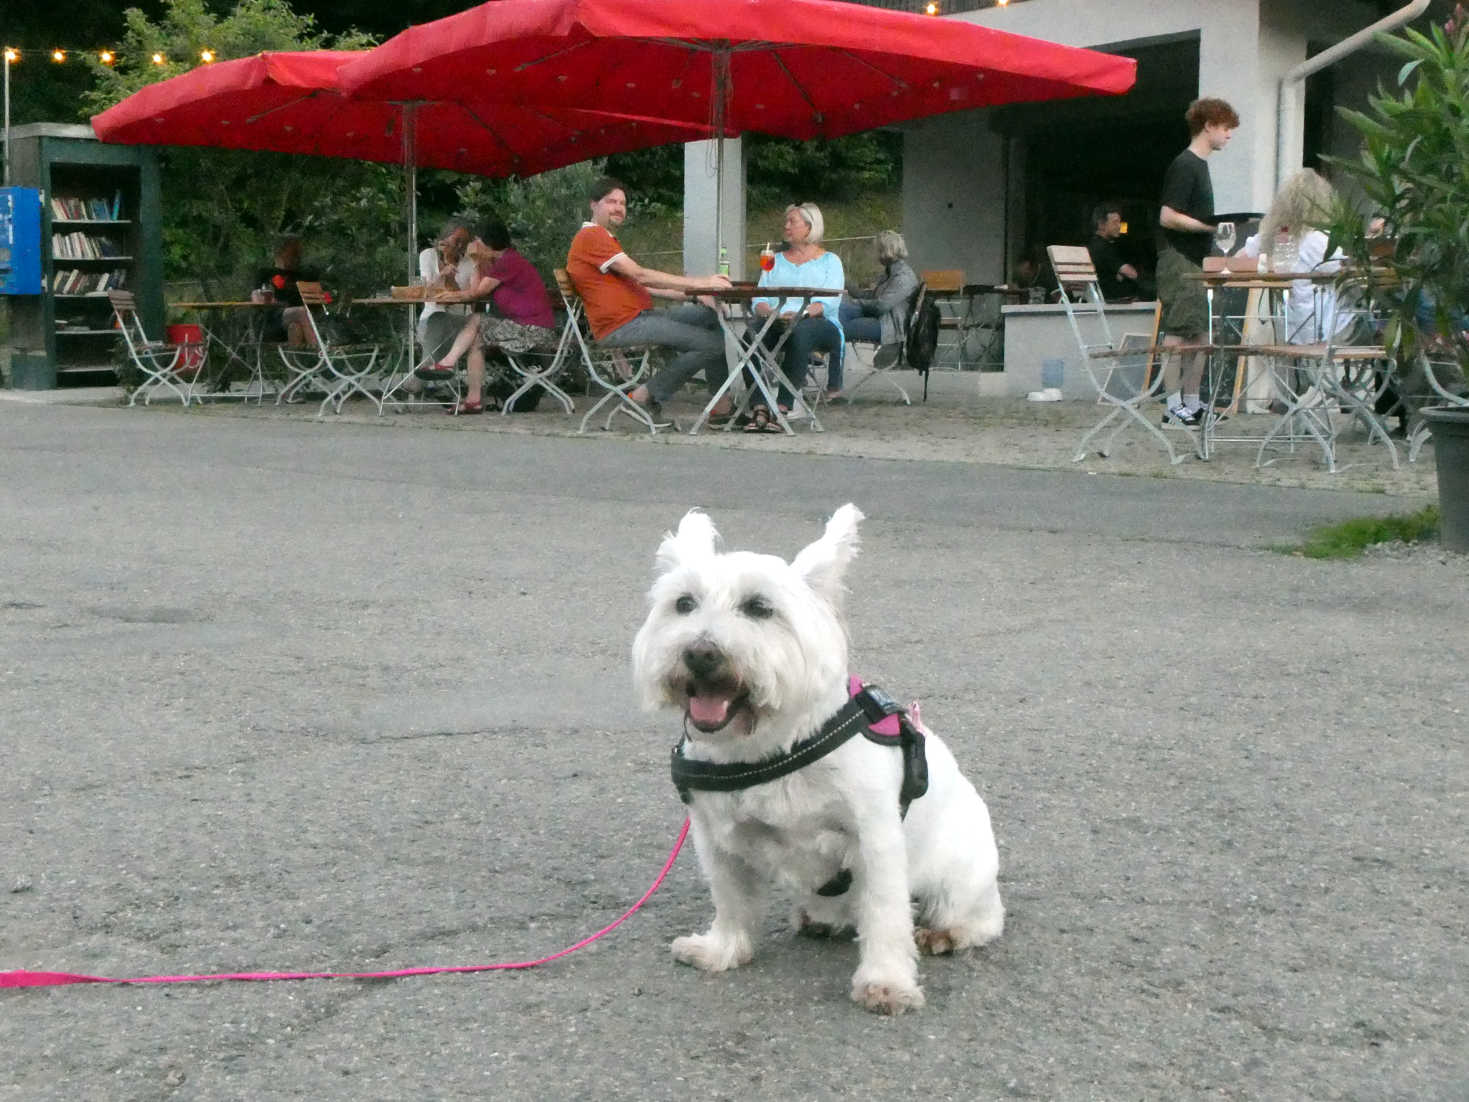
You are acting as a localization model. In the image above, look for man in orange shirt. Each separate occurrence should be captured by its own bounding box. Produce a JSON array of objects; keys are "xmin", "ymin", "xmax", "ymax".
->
[{"xmin": 566, "ymin": 177, "xmax": 733, "ymax": 420}]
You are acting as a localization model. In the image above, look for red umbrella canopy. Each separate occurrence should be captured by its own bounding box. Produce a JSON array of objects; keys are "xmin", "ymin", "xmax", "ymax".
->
[
  {"xmin": 338, "ymin": 0, "xmax": 1136, "ymax": 140},
  {"xmin": 91, "ymin": 49, "xmax": 713, "ymax": 177}
]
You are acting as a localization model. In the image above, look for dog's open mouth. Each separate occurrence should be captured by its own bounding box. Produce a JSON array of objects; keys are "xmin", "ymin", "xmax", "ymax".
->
[{"xmin": 684, "ymin": 681, "xmax": 750, "ymax": 734}]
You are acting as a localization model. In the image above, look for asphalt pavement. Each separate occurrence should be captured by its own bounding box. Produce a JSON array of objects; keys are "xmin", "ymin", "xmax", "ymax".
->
[{"xmin": 2, "ymin": 401, "xmax": 1465, "ymax": 1101}]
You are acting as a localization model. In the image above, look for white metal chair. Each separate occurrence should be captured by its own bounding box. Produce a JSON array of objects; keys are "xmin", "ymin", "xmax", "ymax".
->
[
  {"xmin": 275, "ymin": 281, "xmax": 382, "ymax": 416},
  {"xmin": 554, "ymin": 268, "xmax": 663, "ymax": 434},
  {"xmin": 1400, "ymin": 352, "xmax": 1467, "ymax": 463},
  {"xmin": 841, "ymin": 280, "xmax": 931, "ymax": 405},
  {"xmin": 108, "ymin": 290, "xmax": 207, "ymax": 407},
  {"xmin": 1048, "ymin": 245, "xmax": 1194, "ymax": 465},
  {"xmin": 499, "ymin": 315, "xmax": 577, "ymax": 415}
]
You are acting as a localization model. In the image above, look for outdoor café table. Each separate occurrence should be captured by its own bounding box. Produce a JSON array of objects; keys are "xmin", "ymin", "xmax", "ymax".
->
[
  {"xmin": 954, "ymin": 282, "xmax": 1031, "ymax": 369},
  {"xmin": 1181, "ymin": 268, "xmax": 1397, "ymax": 469},
  {"xmin": 342, "ymin": 296, "xmax": 440, "ymax": 413},
  {"xmin": 169, "ymin": 300, "xmax": 279, "ymax": 400},
  {"xmin": 688, "ymin": 284, "xmax": 840, "ymax": 436}
]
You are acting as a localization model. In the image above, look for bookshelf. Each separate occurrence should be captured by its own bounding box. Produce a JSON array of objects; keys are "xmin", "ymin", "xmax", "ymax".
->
[{"xmin": 4, "ymin": 123, "xmax": 162, "ymax": 388}]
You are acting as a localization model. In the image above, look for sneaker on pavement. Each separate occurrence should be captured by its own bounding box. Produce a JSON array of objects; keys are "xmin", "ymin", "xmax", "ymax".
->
[{"xmin": 1163, "ymin": 404, "xmax": 1201, "ymax": 426}]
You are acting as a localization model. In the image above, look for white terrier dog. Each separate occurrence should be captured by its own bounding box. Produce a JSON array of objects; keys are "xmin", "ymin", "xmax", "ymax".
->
[{"xmin": 631, "ymin": 504, "xmax": 1003, "ymax": 1014}]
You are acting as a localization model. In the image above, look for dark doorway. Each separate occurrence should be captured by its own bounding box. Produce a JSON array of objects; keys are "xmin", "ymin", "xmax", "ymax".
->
[{"xmin": 993, "ymin": 36, "xmax": 1200, "ymax": 278}]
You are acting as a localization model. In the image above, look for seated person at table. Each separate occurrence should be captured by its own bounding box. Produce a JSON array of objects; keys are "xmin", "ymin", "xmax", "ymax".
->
[
  {"xmin": 421, "ymin": 221, "xmax": 557, "ymax": 415},
  {"xmin": 839, "ymin": 229, "xmax": 919, "ymax": 370},
  {"xmin": 254, "ymin": 235, "xmax": 318, "ymax": 346},
  {"xmin": 1237, "ymin": 169, "xmax": 1361, "ymax": 345},
  {"xmin": 565, "ymin": 176, "xmax": 733, "ymax": 421},
  {"xmin": 415, "ymin": 218, "xmax": 477, "ymax": 368},
  {"xmin": 745, "ymin": 202, "xmax": 844, "ymax": 431},
  {"xmin": 1086, "ymin": 202, "xmax": 1150, "ymax": 302}
]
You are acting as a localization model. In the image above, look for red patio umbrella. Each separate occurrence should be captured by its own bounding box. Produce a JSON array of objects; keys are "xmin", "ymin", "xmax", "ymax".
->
[
  {"xmin": 91, "ymin": 50, "xmax": 714, "ymax": 278},
  {"xmin": 338, "ymin": 0, "xmax": 1135, "ymax": 252}
]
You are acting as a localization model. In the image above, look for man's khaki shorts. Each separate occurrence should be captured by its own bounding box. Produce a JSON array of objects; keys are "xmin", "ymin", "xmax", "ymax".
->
[{"xmin": 1156, "ymin": 247, "xmax": 1208, "ymax": 338}]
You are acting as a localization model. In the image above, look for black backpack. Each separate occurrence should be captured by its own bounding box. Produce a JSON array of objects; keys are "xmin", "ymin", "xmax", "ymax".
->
[{"xmin": 904, "ymin": 284, "xmax": 939, "ymax": 375}]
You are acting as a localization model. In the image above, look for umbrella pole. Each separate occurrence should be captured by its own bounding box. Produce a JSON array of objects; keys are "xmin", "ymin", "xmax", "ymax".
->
[
  {"xmin": 404, "ymin": 103, "xmax": 418, "ymax": 361},
  {"xmin": 712, "ymin": 50, "xmax": 729, "ymax": 267}
]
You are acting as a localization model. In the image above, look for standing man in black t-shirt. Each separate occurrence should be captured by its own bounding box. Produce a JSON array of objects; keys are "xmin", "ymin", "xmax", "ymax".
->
[{"xmin": 1156, "ymin": 97, "xmax": 1239, "ymax": 426}]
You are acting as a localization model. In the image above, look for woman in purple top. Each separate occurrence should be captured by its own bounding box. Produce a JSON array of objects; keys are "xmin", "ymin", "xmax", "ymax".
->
[{"xmin": 418, "ymin": 221, "xmax": 557, "ymax": 413}]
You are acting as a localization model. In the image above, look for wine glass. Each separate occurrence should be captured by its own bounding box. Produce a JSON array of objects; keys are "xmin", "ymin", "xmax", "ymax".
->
[{"xmin": 1214, "ymin": 221, "xmax": 1236, "ymax": 256}]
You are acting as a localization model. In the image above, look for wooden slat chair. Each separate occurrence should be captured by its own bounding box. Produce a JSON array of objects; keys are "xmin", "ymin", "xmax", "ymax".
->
[
  {"xmin": 920, "ymin": 268, "xmax": 965, "ymax": 370},
  {"xmin": 1047, "ymin": 245, "xmax": 1208, "ymax": 466},
  {"xmin": 108, "ymin": 290, "xmax": 207, "ymax": 407},
  {"xmin": 275, "ymin": 281, "xmax": 381, "ymax": 416},
  {"xmin": 553, "ymin": 268, "xmax": 663, "ymax": 434}
]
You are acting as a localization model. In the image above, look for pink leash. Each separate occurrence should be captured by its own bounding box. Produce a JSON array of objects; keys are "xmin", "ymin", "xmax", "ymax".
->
[{"xmin": 2, "ymin": 818, "xmax": 689, "ymax": 990}]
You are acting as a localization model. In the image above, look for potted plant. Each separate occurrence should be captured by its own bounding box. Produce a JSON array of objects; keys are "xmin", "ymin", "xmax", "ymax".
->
[{"xmin": 1329, "ymin": 5, "xmax": 1469, "ymax": 551}]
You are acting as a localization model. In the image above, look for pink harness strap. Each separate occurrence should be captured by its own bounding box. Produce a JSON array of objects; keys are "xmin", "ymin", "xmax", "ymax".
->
[{"xmin": 2, "ymin": 818, "xmax": 690, "ymax": 990}]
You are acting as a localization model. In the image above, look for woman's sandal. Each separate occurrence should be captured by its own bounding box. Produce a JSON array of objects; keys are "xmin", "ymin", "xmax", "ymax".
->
[
  {"xmin": 744, "ymin": 407, "xmax": 782, "ymax": 434},
  {"xmin": 743, "ymin": 407, "xmax": 771, "ymax": 433},
  {"xmin": 415, "ymin": 359, "xmax": 456, "ymax": 381},
  {"xmin": 447, "ymin": 397, "xmax": 484, "ymax": 415}
]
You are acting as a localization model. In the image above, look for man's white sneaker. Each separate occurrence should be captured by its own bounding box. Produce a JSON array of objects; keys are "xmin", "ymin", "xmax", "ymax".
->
[{"xmin": 1163, "ymin": 404, "xmax": 1201, "ymax": 426}]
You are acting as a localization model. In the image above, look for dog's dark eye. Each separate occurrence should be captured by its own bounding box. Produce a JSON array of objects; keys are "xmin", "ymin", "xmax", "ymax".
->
[
  {"xmin": 674, "ymin": 594, "xmax": 697, "ymax": 615},
  {"xmin": 740, "ymin": 595, "xmax": 774, "ymax": 619}
]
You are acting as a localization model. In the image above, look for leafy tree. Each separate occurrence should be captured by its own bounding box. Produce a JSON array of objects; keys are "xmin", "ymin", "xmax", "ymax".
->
[
  {"xmin": 452, "ymin": 160, "xmax": 609, "ymax": 286},
  {"xmin": 79, "ymin": 0, "xmax": 401, "ymax": 297},
  {"xmin": 1327, "ymin": 8, "xmax": 1469, "ymax": 406}
]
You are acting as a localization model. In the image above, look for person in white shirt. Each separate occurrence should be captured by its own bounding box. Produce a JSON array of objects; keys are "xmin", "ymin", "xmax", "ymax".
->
[
  {"xmin": 1239, "ymin": 169, "xmax": 1359, "ymax": 344},
  {"xmin": 415, "ymin": 219, "xmax": 478, "ymax": 367}
]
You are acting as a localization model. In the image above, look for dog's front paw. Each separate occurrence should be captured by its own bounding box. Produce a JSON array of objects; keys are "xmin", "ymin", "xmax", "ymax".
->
[
  {"xmin": 850, "ymin": 969, "xmax": 925, "ymax": 1015},
  {"xmin": 671, "ymin": 932, "xmax": 752, "ymax": 973}
]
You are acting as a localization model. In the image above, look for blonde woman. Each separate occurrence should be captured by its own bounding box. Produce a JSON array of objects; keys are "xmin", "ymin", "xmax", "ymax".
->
[
  {"xmin": 746, "ymin": 202, "xmax": 845, "ymax": 429},
  {"xmin": 1240, "ymin": 168, "xmax": 1357, "ymax": 343}
]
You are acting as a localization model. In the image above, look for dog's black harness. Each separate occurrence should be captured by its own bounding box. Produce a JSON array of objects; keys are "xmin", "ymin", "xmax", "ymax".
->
[
  {"xmin": 669, "ymin": 680, "xmax": 929, "ymax": 814},
  {"xmin": 670, "ymin": 681, "xmax": 929, "ymax": 899}
]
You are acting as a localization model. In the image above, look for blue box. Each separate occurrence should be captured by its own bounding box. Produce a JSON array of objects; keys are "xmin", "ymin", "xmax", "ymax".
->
[{"xmin": 0, "ymin": 187, "xmax": 43, "ymax": 295}]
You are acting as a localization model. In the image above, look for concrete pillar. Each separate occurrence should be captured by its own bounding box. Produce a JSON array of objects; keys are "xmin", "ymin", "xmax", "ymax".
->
[{"xmin": 682, "ymin": 138, "xmax": 746, "ymax": 279}]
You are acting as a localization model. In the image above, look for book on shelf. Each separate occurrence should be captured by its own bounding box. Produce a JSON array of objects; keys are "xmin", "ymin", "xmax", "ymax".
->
[{"xmin": 52, "ymin": 267, "xmax": 129, "ymax": 294}]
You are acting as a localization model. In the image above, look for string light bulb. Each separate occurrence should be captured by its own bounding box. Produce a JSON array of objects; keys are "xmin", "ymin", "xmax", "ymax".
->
[
  {"xmin": 199, "ymin": 48, "xmax": 215, "ymax": 63},
  {"xmin": 52, "ymin": 49, "xmax": 67, "ymax": 63},
  {"xmin": 925, "ymin": 1, "xmax": 939, "ymax": 13},
  {"xmin": 98, "ymin": 49, "xmax": 115, "ymax": 65},
  {"xmin": 3, "ymin": 47, "xmax": 19, "ymax": 65},
  {"xmin": 151, "ymin": 51, "xmax": 166, "ymax": 65}
]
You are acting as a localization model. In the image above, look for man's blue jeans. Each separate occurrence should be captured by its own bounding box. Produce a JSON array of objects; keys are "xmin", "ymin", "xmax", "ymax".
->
[{"xmin": 599, "ymin": 304, "xmax": 726, "ymax": 404}]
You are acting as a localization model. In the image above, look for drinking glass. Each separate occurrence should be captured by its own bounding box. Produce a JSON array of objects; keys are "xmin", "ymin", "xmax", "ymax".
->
[
  {"xmin": 759, "ymin": 248, "xmax": 776, "ymax": 273},
  {"xmin": 1214, "ymin": 221, "xmax": 1236, "ymax": 255}
]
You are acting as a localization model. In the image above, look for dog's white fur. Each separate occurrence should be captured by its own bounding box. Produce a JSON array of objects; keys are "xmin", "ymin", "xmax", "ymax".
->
[{"xmin": 631, "ymin": 504, "xmax": 1003, "ymax": 1014}]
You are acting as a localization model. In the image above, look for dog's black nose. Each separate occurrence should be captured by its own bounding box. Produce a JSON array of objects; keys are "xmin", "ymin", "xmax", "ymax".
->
[{"xmin": 682, "ymin": 641, "xmax": 724, "ymax": 679}]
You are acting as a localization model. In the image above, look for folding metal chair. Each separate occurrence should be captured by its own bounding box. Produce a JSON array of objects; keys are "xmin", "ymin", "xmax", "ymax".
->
[
  {"xmin": 499, "ymin": 315, "xmax": 576, "ymax": 415},
  {"xmin": 842, "ymin": 280, "xmax": 930, "ymax": 405},
  {"xmin": 1048, "ymin": 245, "xmax": 1194, "ymax": 465},
  {"xmin": 1406, "ymin": 353, "xmax": 1469, "ymax": 462},
  {"xmin": 108, "ymin": 290, "xmax": 208, "ymax": 407},
  {"xmin": 275, "ymin": 281, "xmax": 382, "ymax": 416},
  {"xmin": 554, "ymin": 269, "xmax": 662, "ymax": 434}
]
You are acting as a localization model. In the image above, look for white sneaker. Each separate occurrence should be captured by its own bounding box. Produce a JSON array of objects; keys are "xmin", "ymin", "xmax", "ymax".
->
[{"xmin": 1163, "ymin": 403, "xmax": 1201, "ymax": 426}]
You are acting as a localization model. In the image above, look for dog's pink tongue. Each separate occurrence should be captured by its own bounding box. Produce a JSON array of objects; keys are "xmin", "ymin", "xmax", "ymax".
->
[{"xmin": 688, "ymin": 694, "xmax": 731, "ymax": 727}]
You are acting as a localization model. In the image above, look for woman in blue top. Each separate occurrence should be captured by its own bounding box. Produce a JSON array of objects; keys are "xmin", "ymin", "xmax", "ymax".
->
[{"xmin": 746, "ymin": 202, "xmax": 844, "ymax": 431}]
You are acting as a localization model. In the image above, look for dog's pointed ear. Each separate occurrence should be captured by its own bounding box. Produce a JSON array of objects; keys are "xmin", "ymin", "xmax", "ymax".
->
[
  {"xmin": 791, "ymin": 503, "xmax": 863, "ymax": 603},
  {"xmin": 654, "ymin": 508, "xmax": 721, "ymax": 575}
]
